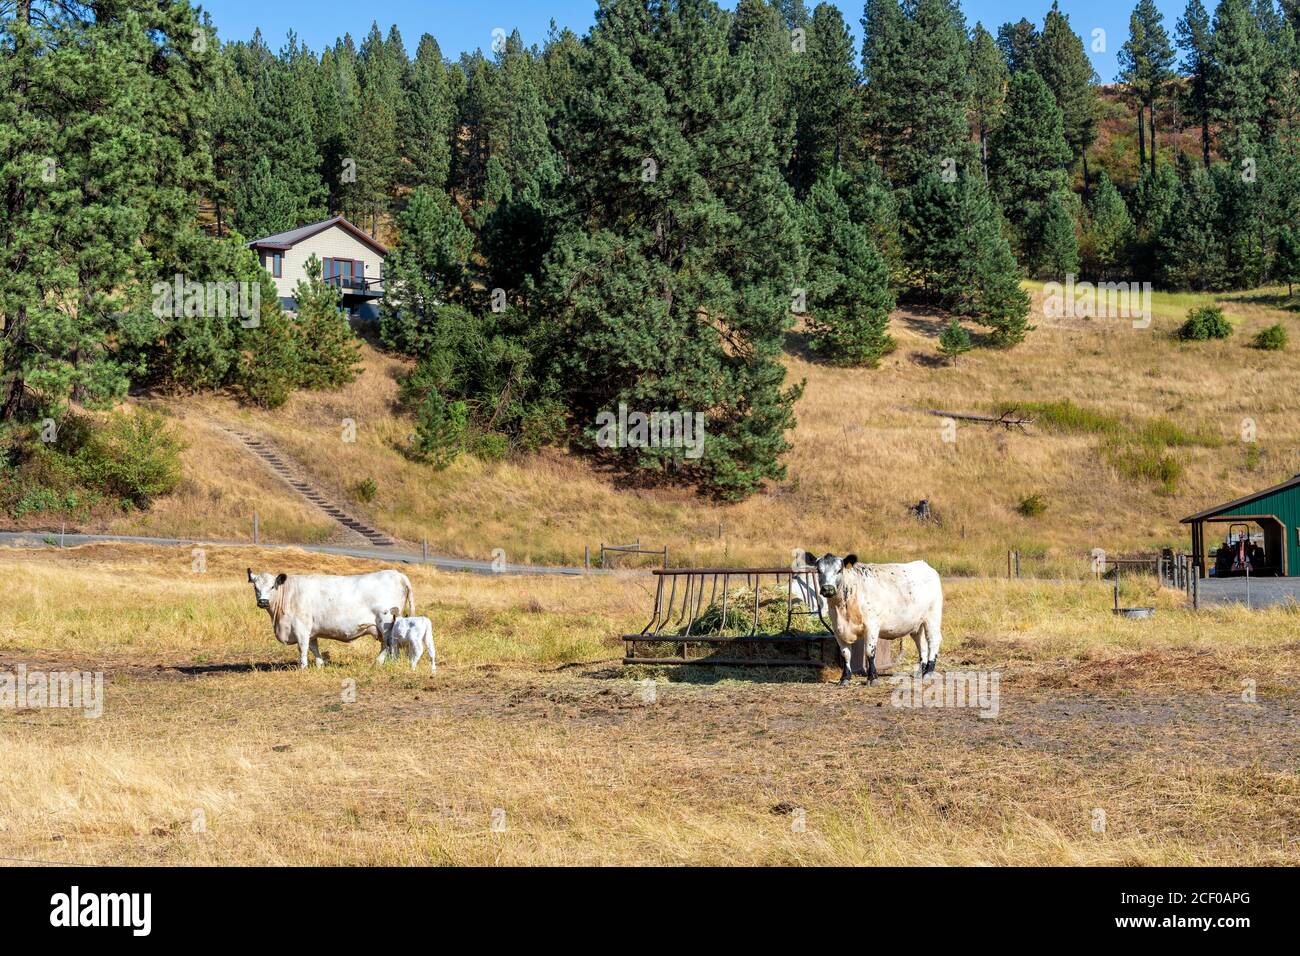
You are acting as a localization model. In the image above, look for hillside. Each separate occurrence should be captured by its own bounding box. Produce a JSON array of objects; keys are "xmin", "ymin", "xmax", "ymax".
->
[{"xmin": 92, "ymin": 285, "xmax": 1298, "ymax": 576}]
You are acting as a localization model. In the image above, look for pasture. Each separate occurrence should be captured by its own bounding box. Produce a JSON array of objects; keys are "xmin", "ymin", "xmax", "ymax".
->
[{"xmin": 2, "ymin": 543, "xmax": 1297, "ymax": 866}]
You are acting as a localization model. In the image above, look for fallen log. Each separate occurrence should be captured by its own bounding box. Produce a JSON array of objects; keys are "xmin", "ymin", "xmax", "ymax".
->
[{"xmin": 927, "ymin": 409, "xmax": 1034, "ymax": 431}]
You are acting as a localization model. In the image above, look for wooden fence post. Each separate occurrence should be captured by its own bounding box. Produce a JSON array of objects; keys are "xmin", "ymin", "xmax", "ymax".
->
[{"xmin": 254, "ymin": 512, "xmax": 260, "ymax": 545}]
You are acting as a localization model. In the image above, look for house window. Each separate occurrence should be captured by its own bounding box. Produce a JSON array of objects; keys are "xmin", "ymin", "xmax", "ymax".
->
[
  {"xmin": 264, "ymin": 251, "xmax": 282, "ymax": 278},
  {"xmin": 323, "ymin": 258, "xmax": 363, "ymax": 288}
]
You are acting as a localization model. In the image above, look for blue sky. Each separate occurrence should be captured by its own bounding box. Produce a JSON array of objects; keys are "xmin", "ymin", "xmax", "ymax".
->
[{"xmin": 198, "ymin": 0, "xmax": 1191, "ymax": 83}]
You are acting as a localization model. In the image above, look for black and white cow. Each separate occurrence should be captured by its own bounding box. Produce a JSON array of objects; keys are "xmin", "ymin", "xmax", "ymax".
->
[{"xmin": 804, "ymin": 552, "xmax": 944, "ymax": 686}]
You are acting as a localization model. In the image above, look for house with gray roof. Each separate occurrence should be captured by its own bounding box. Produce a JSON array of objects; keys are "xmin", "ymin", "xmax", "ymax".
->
[{"xmin": 247, "ymin": 216, "xmax": 388, "ymax": 321}]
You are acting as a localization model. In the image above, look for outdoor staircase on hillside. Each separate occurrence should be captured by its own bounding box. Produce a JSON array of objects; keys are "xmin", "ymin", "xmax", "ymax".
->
[{"xmin": 217, "ymin": 424, "xmax": 398, "ymax": 548}]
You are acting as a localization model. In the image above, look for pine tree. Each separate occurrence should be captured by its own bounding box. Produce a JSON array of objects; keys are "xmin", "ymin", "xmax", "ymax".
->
[
  {"xmin": 292, "ymin": 257, "xmax": 361, "ymax": 390},
  {"xmin": 1034, "ymin": 3, "xmax": 1099, "ymax": 193},
  {"xmin": 485, "ymin": 31, "xmax": 561, "ymax": 201},
  {"xmin": 860, "ymin": 0, "xmax": 907, "ymax": 159},
  {"xmin": 865, "ymin": 0, "xmax": 973, "ymax": 187},
  {"xmin": 454, "ymin": 51, "xmax": 493, "ymax": 202},
  {"xmin": 379, "ymin": 187, "xmax": 474, "ymax": 354},
  {"xmin": 1211, "ymin": 157, "xmax": 1266, "ymax": 288},
  {"xmin": 779, "ymin": 0, "xmax": 811, "ymax": 28},
  {"xmin": 902, "ymin": 173, "xmax": 1032, "ymax": 346},
  {"xmin": 988, "ymin": 70, "xmax": 1073, "ymax": 255},
  {"xmin": 970, "ymin": 23, "xmax": 1008, "ymax": 185},
  {"xmin": 1275, "ymin": 225, "xmax": 1300, "ymax": 294},
  {"xmin": 210, "ymin": 46, "xmax": 255, "ymax": 237},
  {"xmin": 1030, "ymin": 192, "xmax": 1081, "ymax": 278},
  {"xmin": 1177, "ymin": 0, "xmax": 1215, "ymax": 168},
  {"xmin": 997, "ymin": 19, "xmax": 1041, "ymax": 72},
  {"xmin": 732, "ymin": 0, "xmax": 798, "ymax": 169},
  {"xmin": 233, "ymin": 51, "xmax": 327, "ymax": 236},
  {"xmin": 800, "ymin": 169, "xmax": 895, "ymax": 366},
  {"xmin": 539, "ymin": 23, "xmax": 587, "ymax": 125},
  {"xmin": 316, "ymin": 42, "xmax": 362, "ymax": 218},
  {"xmin": 1256, "ymin": 0, "xmax": 1300, "ymax": 138},
  {"xmin": 1, "ymin": 0, "xmax": 219, "ymax": 423},
  {"xmin": 1158, "ymin": 164, "xmax": 1231, "ymax": 289},
  {"xmin": 938, "ymin": 318, "xmax": 973, "ymax": 365},
  {"xmin": 234, "ymin": 273, "xmax": 302, "ymax": 408},
  {"xmin": 401, "ymin": 35, "xmax": 455, "ymax": 193},
  {"xmin": 1082, "ymin": 171, "xmax": 1135, "ymax": 278},
  {"xmin": 544, "ymin": 0, "xmax": 804, "ymax": 499},
  {"xmin": 1119, "ymin": 0, "xmax": 1176, "ymax": 177},
  {"xmin": 353, "ymin": 23, "xmax": 405, "ymax": 234},
  {"xmin": 1210, "ymin": 0, "xmax": 1268, "ymax": 160},
  {"xmin": 789, "ymin": 2, "xmax": 860, "ymax": 196},
  {"xmin": 1129, "ymin": 164, "xmax": 1183, "ymax": 276}
]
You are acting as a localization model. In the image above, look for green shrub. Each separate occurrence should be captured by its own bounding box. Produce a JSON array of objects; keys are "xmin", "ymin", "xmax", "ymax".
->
[
  {"xmin": 411, "ymin": 391, "xmax": 468, "ymax": 467},
  {"xmin": 1017, "ymin": 494, "xmax": 1048, "ymax": 518},
  {"xmin": 1253, "ymin": 323, "xmax": 1287, "ymax": 351},
  {"xmin": 1177, "ymin": 305, "xmax": 1232, "ymax": 341},
  {"xmin": 1136, "ymin": 416, "xmax": 1222, "ymax": 449},
  {"xmin": 469, "ymin": 430, "xmax": 510, "ymax": 462},
  {"xmin": 351, "ymin": 477, "xmax": 377, "ymax": 503},
  {"xmin": 1107, "ymin": 442, "xmax": 1184, "ymax": 494},
  {"xmin": 996, "ymin": 400, "xmax": 1123, "ymax": 437},
  {"xmin": 78, "ymin": 411, "xmax": 184, "ymax": 508}
]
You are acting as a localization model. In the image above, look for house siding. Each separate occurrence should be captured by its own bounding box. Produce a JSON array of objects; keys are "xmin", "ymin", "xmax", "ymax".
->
[{"xmin": 263, "ymin": 224, "xmax": 384, "ymax": 301}]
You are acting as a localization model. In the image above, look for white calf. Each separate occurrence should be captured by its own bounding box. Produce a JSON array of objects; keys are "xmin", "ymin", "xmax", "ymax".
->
[{"xmin": 377, "ymin": 608, "xmax": 436, "ymax": 673}]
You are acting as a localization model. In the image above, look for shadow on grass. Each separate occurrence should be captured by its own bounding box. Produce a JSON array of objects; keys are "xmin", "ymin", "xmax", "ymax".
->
[
  {"xmin": 909, "ymin": 351, "xmax": 951, "ymax": 368},
  {"xmin": 172, "ymin": 660, "xmax": 300, "ymax": 676},
  {"xmin": 620, "ymin": 662, "xmax": 833, "ymax": 685},
  {"xmin": 1232, "ymin": 291, "xmax": 1299, "ymax": 313}
]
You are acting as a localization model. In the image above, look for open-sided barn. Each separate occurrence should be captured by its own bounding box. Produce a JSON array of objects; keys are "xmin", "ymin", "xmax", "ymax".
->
[{"xmin": 1182, "ymin": 475, "xmax": 1300, "ymax": 578}]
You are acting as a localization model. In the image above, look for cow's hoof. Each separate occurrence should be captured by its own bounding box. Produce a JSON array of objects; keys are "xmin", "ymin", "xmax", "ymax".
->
[
  {"xmin": 868, "ymin": 677, "xmax": 878, "ymax": 686},
  {"xmin": 838, "ymin": 677, "xmax": 852, "ymax": 687}
]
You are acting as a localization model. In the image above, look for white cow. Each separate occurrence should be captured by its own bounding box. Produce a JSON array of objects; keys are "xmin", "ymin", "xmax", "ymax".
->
[
  {"xmin": 377, "ymin": 608, "xmax": 436, "ymax": 673},
  {"xmin": 247, "ymin": 568, "xmax": 415, "ymax": 669},
  {"xmin": 804, "ymin": 552, "xmax": 944, "ymax": 686}
]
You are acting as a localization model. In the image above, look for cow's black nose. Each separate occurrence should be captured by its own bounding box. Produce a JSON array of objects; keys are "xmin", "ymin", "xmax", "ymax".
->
[{"xmin": 820, "ymin": 586, "xmax": 836, "ymax": 597}]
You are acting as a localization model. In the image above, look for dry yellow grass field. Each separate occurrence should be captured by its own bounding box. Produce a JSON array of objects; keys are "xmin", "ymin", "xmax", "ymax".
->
[
  {"xmin": 2, "ymin": 544, "xmax": 1296, "ymax": 865},
  {"xmin": 89, "ymin": 284, "xmax": 1300, "ymax": 576}
]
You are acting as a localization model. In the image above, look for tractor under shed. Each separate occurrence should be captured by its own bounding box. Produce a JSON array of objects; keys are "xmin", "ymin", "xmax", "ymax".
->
[{"xmin": 1182, "ymin": 474, "xmax": 1300, "ymax": 578}]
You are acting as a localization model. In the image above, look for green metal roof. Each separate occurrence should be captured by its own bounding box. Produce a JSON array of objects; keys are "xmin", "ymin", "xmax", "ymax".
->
[{"xmin": 1181, "ymin": 475, "xmax": 1300, "ymax": 523}]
